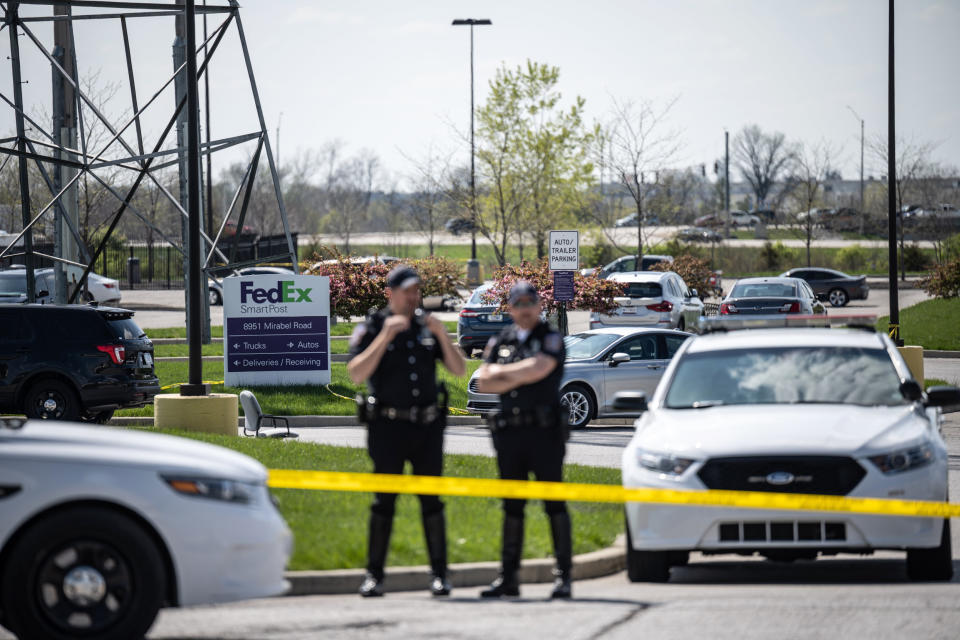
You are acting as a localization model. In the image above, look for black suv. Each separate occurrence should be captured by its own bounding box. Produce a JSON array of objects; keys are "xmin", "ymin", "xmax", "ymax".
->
[{"xmin": 0, "ymin": 304, "xmax": 159, "ymax": 423}]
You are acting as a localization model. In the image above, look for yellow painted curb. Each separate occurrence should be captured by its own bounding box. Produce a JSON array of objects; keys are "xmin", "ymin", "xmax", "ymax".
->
[{"xmin": 155, "ymin": 393, "xmax": 238, "ymax": 436}]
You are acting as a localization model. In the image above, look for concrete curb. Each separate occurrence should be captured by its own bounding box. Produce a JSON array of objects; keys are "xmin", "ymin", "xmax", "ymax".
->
[
  {"xmin": 925, "ymin": 351, "xmax": 960, "ymax": 359},
  {"xmin": 109, "ymin": 415, "xmax": 638, "ymax": 428},
  {"xmin": 284, "ymin": 535, "xmax": 626, "ymax": 596}
]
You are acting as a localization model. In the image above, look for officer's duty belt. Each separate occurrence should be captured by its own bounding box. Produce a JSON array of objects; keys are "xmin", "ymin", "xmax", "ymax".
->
[
  {"xmin": 361, "ymin": 400, "xmax": 440, "ymax": 425},
  {"xmin": 487, "ymin": 409, "xmax": 558, "ymax": 431}
]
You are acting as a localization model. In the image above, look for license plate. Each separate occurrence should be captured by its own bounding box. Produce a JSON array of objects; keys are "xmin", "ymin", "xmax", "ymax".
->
[
  {"xmin": 141, "ymin": 353, "xmax": 153, "ymax": 366},
  {"xmin": 621, "ymin": 307, "xmax": 636, "ymax": 315},
  {"xmin": 487, "ymin": 314, "xmax": 503, "ymax": 322}
]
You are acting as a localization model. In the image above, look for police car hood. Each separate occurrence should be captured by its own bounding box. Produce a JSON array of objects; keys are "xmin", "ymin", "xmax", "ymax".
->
[
  {"xmin": 0, "ymin": 421, "xmax": 266, "ymax": 482},
  {"xmin": 630, "ymin": 404, "xmax": 929, "ymax": 458}
]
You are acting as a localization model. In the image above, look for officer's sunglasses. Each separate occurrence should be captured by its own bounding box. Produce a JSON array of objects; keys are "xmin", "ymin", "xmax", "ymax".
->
[{"xmin": 510, "ymin": 298, "xmax": 538, "ymax": 309}]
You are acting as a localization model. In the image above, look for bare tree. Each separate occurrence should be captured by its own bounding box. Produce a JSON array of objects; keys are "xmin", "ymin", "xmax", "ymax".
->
[
  {"xmin": 319, "ymin": 145, "xmax": 379, "ymax": 255},
  {"xmin": 402, "ymin": 146, "xmax": 455, "ymax": 255},
  {"xmin": 604, "ymin": 96, "xmax": 682, "ymax": 262},
  {"xmin": 733, "ymin": 124, "xmax": 796, "ymax": 211},
  {"xmin": 788, "ymin": 141, "xmax": 838, "ymax": 266}
]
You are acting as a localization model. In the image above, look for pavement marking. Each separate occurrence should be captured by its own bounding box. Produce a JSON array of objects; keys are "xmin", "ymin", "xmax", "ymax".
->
[{"xmin": 267, "ymin": 470, "xmax": 959, "ymax": 518}]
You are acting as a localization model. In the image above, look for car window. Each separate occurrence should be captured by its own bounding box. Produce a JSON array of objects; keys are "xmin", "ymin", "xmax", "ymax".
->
[
  {"xmin": 107, "ymin": 317, "xmax": 146, "ymax": 340},
  {"xmin": 802, "ymin": 271, "xmax": 823, "ymax": 281},
  {"xmin": 564, "ymin": 333, "xmax": 620, "ymax": 360},
  {"xmin": 731, "ymin": 282, "xmax": 797, "ymax": 298},
  {"xmin": 611, "ymin": 334, "xmax": 659, "ymax": 361},
  {"xmin": 615, "ymin": 257, "xmax": 636, "ymax": 273},
  {"xmin": 664, "ymin": 347, "xmax": 905, "ymax": 408},
  {"xmin": 622, "ymin": 282, "xmax": 662, "ymax": 298},
  {"xmin": 662, "ymin": 334, "xmax": 689, "ymax": 358},
  {"xmin": 0, "ymin": 273, "xmax": 27, "ymax": 294},
  {"xmin": 468, "ymin": 286, "xmax": 491, "ymax": 305}
]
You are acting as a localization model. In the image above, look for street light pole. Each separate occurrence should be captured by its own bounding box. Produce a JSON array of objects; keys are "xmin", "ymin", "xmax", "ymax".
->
[
  {"xmin": 847, "ymin": 105, "xmax": 865, "ymax": 234},
  {"xmin": 887, "ymin": 0, "xmax": 901, "ymax": 346},
  {"xmin": 452, "ymin": 18, "xmax": 491, "ymax": 283}
]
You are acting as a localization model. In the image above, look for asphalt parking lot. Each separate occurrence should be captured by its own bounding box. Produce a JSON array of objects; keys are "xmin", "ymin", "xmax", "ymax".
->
[{"xmin": 82, "ymin": 413, "xmax": 951, "ymax": 640}]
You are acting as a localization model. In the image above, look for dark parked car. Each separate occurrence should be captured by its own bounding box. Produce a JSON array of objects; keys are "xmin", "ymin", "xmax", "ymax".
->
[
  {"xmin": 0, "ymin": 304, "xmax": 159, "ymax": 423},
  {"xmin": 456, "ymin": 283, "xmax": 514, "ymax": 356},
  {"xmin": 720, "ymin": 277, "xmax": 826, "ymax": 316},
  {"xmin": 580, "ymin": 254, "xmax": 674, "ymax": 278},
  {"xmin": 779, "ymin": 267, "xmax": 869, "ymax": 307},
  {"xmin": 445, "ymin": 217, "xmax": 476, "ymax": 236},
  {"xmin": 677, "ymin": 227, "xmax": 721, "ymax": 243},
  {"xmin": 693, "ymin": 213, "xmax": 724, "ymax": 228}
]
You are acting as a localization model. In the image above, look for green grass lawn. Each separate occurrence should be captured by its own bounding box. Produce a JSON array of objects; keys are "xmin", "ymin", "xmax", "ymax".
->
[
  {"xmin": 146, "ymin": 429, "xmax": 624, "ymax": 571},
  {"xmin": 877, "ymin": 298, "xmax": 960, "ymax": 351},
  {"xmin": 116, "ymin": 360, "xmax": 482, "ymax": 417}
]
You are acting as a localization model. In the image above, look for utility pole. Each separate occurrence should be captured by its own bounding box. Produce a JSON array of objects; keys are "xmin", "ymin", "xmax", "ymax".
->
[
  {"xmin": 52, "ymin": 3, "xmax": 80, "ymax": 304},
  {"xmin": 452, "ymin": 18, "xmax": 491, "ymax": 286},
  {"xmin": 847, "ymin": 106, "xmax": 865, "ymax": 235},
  {"xmin": 887, "ymin": 0, "xmax": 901, "ymax": 346},
  {"xmin": 724, "ymin": 130, "xmax": 731, "ymax": 239}
]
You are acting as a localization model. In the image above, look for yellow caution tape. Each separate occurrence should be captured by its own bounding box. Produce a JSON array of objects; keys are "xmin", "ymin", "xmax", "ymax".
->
[
  {"xmin": 266, "ymin": 470, "xmax": 960, "ymax": 519},
  {"xmin": 324, "ymin": 385, "xmax": 473, "ymax": 416}
]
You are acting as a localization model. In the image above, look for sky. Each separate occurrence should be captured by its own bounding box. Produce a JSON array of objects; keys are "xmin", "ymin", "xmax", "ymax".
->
[{"xmin": 4, "ymin": 0, "xmax": 960, "ymax": 190}]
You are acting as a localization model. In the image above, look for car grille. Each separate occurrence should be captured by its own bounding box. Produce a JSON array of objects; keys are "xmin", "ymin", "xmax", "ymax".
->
[
  {"xmin": 468, "ymin": 379, "xmax": 480, "ymax": 393},
  {"xmin": 718, "ymin": 521, "xmax": 847, "ymax": 543},
  {"xmin": 468, "ymin": 401, "xmax": 500, "ymax": 412},
  {"xmin": 697, "ymin": 456, "xmax": 866, "ymax": 496}
]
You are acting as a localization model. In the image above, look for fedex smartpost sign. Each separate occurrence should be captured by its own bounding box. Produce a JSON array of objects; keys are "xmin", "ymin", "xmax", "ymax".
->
[{"xmin": 223, "ymin": 274, "xmax": 331, "ymax": 386}]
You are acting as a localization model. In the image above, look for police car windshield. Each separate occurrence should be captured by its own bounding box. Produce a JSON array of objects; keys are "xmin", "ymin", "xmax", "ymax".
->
[
  {"xmin": 564, "ymin": 333, "xmax": 620, "ymax": 360},
  {"xmin": 665, "ymin": 347, "xmax": 907, "ymax": 408}
]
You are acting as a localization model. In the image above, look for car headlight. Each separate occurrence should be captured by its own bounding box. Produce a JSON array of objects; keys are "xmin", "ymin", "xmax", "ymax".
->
[
  {"xmin": 867, "ymin": 444, "xmax": 935, "ymax": 474},
  {"xmin": 162, "ymin": 475, "xmax": 259, "ymax": 504},
  {"xmin": 636, "ymin": 449, "xmax": 696, "ymax": 475}
]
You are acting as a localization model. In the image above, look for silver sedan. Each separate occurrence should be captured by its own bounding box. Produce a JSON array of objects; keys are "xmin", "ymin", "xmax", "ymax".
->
[{"xmin": 466, "ymin": 326, "xmax": 692, "ymax": 428}]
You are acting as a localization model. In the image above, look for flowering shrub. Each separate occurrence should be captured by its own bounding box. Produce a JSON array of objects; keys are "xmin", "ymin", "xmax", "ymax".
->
[
  {"xmin": 921, "ymin": 259, "xmax": 960, "ymax": 299},
  {"xmin": 483, "ymin": 260, "xmax": 623, "ymax": 315},
  {"xmin": 650, "ymin": 254, "xmax": 715, "ymax": 295},
  {"xmin": 407, "ymin": 255, "xmax": 464, "ymax": 299}
]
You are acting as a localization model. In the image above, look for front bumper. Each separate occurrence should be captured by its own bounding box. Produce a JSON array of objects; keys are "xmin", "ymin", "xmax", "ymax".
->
[
  {"xmin": 623, "ymin": 455, "xmax": 948, "ymax": 552},
  {"xmin": 466, "ymin": 387, "xmax": 501, "ymax": 415}
]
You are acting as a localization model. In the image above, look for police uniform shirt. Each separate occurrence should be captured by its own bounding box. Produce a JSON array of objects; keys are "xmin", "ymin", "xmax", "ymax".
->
[
  {"xmin": 484, "ymin": 320, "xmax": 565, "ymax": 414},
  {"xmin": 349, "ymin": 309, "xmax": 442, "ymax": 408}
]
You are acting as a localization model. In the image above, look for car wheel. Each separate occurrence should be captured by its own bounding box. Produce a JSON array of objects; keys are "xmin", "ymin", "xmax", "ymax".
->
[
  {"xmin": 677, "ymin": 318, "xmax": 686, "ymax": 332},
  {"xmin": 208, "ymin": 287, "xmax": 222, "ymax": 306},
  {"xmin": 79, "ymin": 409, "xmax": 115, "ymax": 425},
  {"xmin": 906, "ymin": 519, "xmax": 953, "ymax": 581},
  {"xmin": 24, "ymin": 379, "xmax": 81, "ymax": 421},
  {"xmin": 0, "ymin": 505, "xmax": 166, "ymax": 640},
  {"xmin": 828, "ymin": 288, "xmax": 848, "ymax": 307},
  {"xmin": 625, "ymin": 510, "xmax": 671, "ymax": 582},
  {"xmin": 561, "ymin": 384, "xmax": 595, "ymax": 429}
]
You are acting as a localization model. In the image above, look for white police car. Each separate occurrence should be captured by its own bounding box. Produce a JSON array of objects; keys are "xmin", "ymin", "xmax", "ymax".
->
[
  {"xmin": 618, "ymin": 317, "xmax": 960, "ymax": 582},
  {"xmin": 0, "ymin": 420, "xmax": 291, "ymax": 640}
]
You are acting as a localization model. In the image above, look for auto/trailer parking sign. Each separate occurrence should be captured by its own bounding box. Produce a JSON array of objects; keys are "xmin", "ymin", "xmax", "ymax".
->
[
  {"xmin": 549, "ymin": 230, "xmax": 579, "ymax": 271},
  {"xmin": 223, "ymin": 274, "xmax": 331, "ymax": 386}
]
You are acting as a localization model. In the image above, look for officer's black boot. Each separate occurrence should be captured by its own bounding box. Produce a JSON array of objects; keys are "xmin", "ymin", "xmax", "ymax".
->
[
  {"xmin": 480, "ymin": 514, "xmax": 523, "ymax": 598},
  {"xmin": 549, "ymin": 511, "xmax": 573, "ymax": 599},
  {"xmin": 422, "ymin": 511, "xmax": 452, "ymax": 596},
  {"xmin": 359, "ymin": 513, "xmax": 392, "ymax": 597}
]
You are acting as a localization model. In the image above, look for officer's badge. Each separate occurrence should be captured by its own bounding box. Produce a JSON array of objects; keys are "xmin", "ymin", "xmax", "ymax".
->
[{"xmin": 545, "ymin": 333, "xmax": 562, "ymax": 353}]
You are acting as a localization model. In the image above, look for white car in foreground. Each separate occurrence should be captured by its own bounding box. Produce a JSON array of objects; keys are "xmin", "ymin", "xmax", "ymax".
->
[
  {"xmin": 619, "ymin": 325, "xmax": 960, "ymax": 582},
  {"xmin": 0, "ymin": 420, "xmax": 291, "ymax": 640}
]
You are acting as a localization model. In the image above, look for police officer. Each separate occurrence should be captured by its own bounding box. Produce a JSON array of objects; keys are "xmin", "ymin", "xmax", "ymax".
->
[
  {"xmin": 347, "ymin": 265, "xmax": 467, "ymax": 598},
  {"xmin": 475, "ymin": 281, "xmax": 572, "ymax": 599}
]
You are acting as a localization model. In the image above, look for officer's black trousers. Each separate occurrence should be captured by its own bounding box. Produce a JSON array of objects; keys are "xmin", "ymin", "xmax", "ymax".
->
[
  {"xmin": 492, "ymin": 426, "xmax": 568, "ymax": 517},
  {"xmin": 367, "ymin": 419, "xmax": 445, "ymax": 518}
]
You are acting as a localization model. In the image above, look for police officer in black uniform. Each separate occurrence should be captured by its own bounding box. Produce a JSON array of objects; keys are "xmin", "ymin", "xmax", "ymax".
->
[
  {"xmin": 347, "ymin": 266, "xmax": 466, "ymax": 598},
  {"xmin": 475, "ymin": 281, "xmax": 573, "ymax": 599}
]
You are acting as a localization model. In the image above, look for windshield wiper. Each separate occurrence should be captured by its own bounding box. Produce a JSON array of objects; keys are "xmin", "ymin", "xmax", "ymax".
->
[{"xmin": 670, "ymin": 400, "xmax": 725, "ymax": 410}]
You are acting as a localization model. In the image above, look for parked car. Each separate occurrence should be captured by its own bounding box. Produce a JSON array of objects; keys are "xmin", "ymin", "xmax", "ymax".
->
[
  {"xmin": 613, "ymin": 213, "xmax": 659, "ymax": 227},
  {"xmin": 619, "ymin": 323, "xmax": 960, "ymax": 582},
  {"xmin": 720, "ymin": 277, "xmax": 825, "ymax": 316},
  {"xmin": 0, "ymin": 419, "xmax": 292, "ymax": 639},
  {"xmin": 580, "ymin": 254, "xmax": 674, "ymax": 278},
  {"xmin": 677, "ymin": 227, "xmax": 721, "ymax": 243},
  {"xmin": 693, "ymin": 214, "xmax": 724, "ymax": 228},
  {"xmin": 457, "ymin": 283, "xmax": 514, "ymax": 356},
  {"xmin": 466, "ymin": 326, "xmax": 691, "ymax": 428},
  {"xmin": 445, "ymin": 217, "xmax": 476, "ymax": 235},
  {"xmin": 0, "ymin": 304, "xmax": 159, "ymax": 423},
  {"xmin": 209, "ymin": 266, "xmax": 295, "ymax": 306},
  {"xmin": 590, "ymin": 271, "xmax": 704, "ymax": 333},
  {"xmin": 0, "ymin": 267, "xmax": 120, "ymax": 305},
  {"xmin": 779, "ymin": 267, "xmax": 869, "ymax": 307},
  {"xmin": 729, "ymin": 210, "xmax": 761, "ymax": 226}
]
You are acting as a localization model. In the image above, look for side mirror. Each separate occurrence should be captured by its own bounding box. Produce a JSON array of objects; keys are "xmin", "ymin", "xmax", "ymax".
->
[
  {"xmin": 609, "ymin": 352, "xmax": 630, "ymax": 367},
  {"xmin": 899, "ymin": 380, "xmax": 923, "ymax": 402},
  {"xmin": 689, "ymin": 289, "xmax": 698, "ymax": 299},
  {"xmin": 925, "ymin": 385, "xmax": 960, "ymax": 409},
  {"xmin": 37, "ymin": 290, "xmax": 50, "ymax": 298},
  {"xmin": 613, "ymin": 391, "xmax": 648, "ymax": 413}
]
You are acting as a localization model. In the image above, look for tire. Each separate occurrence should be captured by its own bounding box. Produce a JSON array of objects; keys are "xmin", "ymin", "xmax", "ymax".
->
[
  {"xmin": 23, "ymin": 379, "xmax": 81, "ymax": 422},
  {"xmin": 625, "ymin": 510, "xmax": 671, "ymax": 582},
  {"xmin": 0, "ymin": 505, "xmax": 166, "ymax": 640},
  {"xmin": 80, "ymin": 409, "xmax": 115, "ymax": 425},
  {"xmin": 828, "ymin": 288, "xmax": 849, "ymax": 307},
  {"xmin": 561, "ymin": 384, "xmax": 595, "ymax": 430},
  {"xmin": 677, "ymin": 318, "xmax": 686, "ymax": 332},
  {"xmin": 906, "ymin": 519, "xmax": 954, "ymax": 581},
  {"xmin": 208, "ymin": 287, "xmax": 222, "ymax": 306}
]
